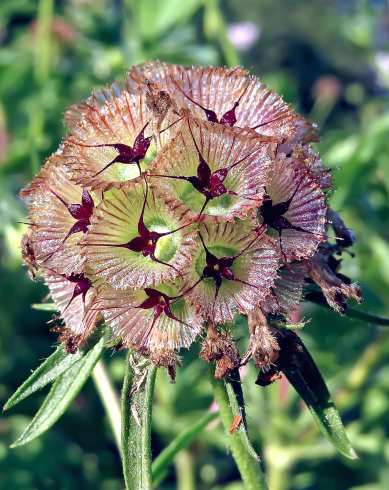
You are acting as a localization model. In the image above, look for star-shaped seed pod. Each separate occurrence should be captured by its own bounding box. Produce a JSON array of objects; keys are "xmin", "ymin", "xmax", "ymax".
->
[
  {"xmin": 61, "ymin": 91, "xmax": 185, "ymax": 192},
  {"xmin": 258, "ymin": 152, "xmax": 327, "ymax": 263},
  {"xmin": 81, "ymin": 180, "xmax": 197, "ymax": 290},
  {"xmin": 95, "ymin": 283, "xmax": 203, "ymax": 355},
  {"xmin": 148, "ymin": 117, "xmax": 273, "ymax": 222},
  {"xmin": 62, "ymin": 93, "xmax": 152, "ymax": 191},
  {"xmin": 43, "ymin": 269, "xmax": 101, "ymax": 353},
  {"xmin": 181, "ymin": 221, "xmax": 280, "ymax": 324},
  {"xmin": 129, "ymin": 61, "xmax": 298, "ymax": 137},
  {"xmin": 23, "ymin": 161, "xmax": 96, "ymax": 276}
]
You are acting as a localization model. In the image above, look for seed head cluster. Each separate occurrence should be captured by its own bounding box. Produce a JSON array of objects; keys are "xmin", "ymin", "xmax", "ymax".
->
[{"xmin": 20, "ymin": 62, "xmax": 363, "ymax": 382}]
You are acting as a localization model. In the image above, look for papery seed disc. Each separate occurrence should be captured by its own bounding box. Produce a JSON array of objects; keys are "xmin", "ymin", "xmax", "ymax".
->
[
  {"xmin": 130, "ymin": 62, "xmax": 297, "ymax": 137},
  {"xmin": 44, "ymin": 269, "xmax": 100, "ymax": 348},
  {"xmin": 81, "ymin": 181, "xmax": 198, "ymax": 290},
  {"xmin": 97, "ymin": 283, "xmax": 203, "ymax": 352},
  {"xmin": 259, "ymin": 153, "xmax": 327, "ymax": 261},
  {"xmin": 182, "ymin": 220, "xmax": 280, "ymax": 324},
  {"xmin": 26, "ymin": 161, "xmax": 95, "ymax": 275},
  {"xmin": 261, "ymin": 262, "xmax": 306, "ymax": 320},
  {"xmin": 148, "ymin": 117, "xmax": 271, "ymax": 222}
]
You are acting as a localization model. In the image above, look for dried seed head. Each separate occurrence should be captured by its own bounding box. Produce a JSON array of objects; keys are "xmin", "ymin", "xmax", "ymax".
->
[
  {"xmin": 241, "ymin": 308, "xmax": 280, "ymax": 369},
  {"xmin": 21, "ymin": 229, "xmax": 39, "ymax": 281},
  {"xmin": 303, "ymin": 252, "xmax": 363, "ymax": 315},
  {"xmin": 19, "ymin": 61, "xmax": 362, "ymax": 378},
  {"xmin": 148, "ymin": 348, "xmax": 183, "ymax": 383},
  {"xmin": 199, "ymin": 322, "xmax": 240, "ymax": 379}
]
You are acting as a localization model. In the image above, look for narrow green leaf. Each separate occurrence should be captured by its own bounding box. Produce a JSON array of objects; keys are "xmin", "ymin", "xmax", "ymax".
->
[
  {"xmin": 32, "ymin": 303, "xmax": 58, "ymax": 311},
  {"xmin": 207, "ymin": 363, "xmax": 268, "ymax": 490},
  {"xmin": 283, "ymin": 336, "xmax": 358, "ymax": 459},
  {"xmin": 5, "ymin": 344, "xmax": 82, "ymax": 410},
  {"xmin": 121, "ymin": 354, "xmax": 157, "ymax": 490},
  {"xmin": 4, "ymin": 326, "xmax": 107, "ymax": 410},
  {"xmin": 305, "ymin": 291, "xmax": 389, "ymax": 326},
  {"xmin": 10, "ymin": 330, "xmax": 109, "ymax": 447},
  {"xmin": 152, "ymin": 411, "xmax": 219, "ymax": 487},
  {"xmin": 225, "ymin": 369, "xmax": 261, "ymax": 461}
]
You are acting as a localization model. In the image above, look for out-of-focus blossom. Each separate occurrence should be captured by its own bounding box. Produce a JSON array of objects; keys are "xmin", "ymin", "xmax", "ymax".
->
[{"xmin": 227, "ymin": 22, "xmax": 261, "ymax": 51}]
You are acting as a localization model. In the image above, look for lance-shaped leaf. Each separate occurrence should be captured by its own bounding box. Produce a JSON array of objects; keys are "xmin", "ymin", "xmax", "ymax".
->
[
  {"xmin": 4, "ymin": 327, "xmax": 106, "ymax": 411},
  {"xmin": 225, "ymin": 368, "xmax": 261, "ymax": 461},
  {"xmin": 121, "ymin": 354, "xmax": 157, "ymax": 490},
  {"xmin": 283, "ymin": 337, "xmax": 358, "ymax": 459},
  {"xmin": 5, "ymin": 344, "xmax": 76, "ymax": 410},
  {"xmin": 10, "ymin": 329, "xmax": 109, "ymax": 447},
  {"xmin": 152, "ymin": 411, "xmax": 219, "ymax": 487}
]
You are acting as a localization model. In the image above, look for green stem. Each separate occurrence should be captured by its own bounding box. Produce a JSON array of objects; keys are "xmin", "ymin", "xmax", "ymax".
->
[
  {"xmin": 121, "ymin": 354, "xmax": 157, "ymax": 490},
  {"xmin": 175, "ymin": 450, "xmax": 195, "ymax": 490},
  {"xmin": 305, "ymin": 291, "xmax": 389, "ymax": 326},
  {"xmin": 35, "ymin": 0, "xmax": 54, "ymax": 85},
  {"xmin": 92, "ymin": 359, "xmax": 122, "ymax": 452},
  {"xmin": 152, "ymin": 411, "xmax": 219, "ymax": 487},
  {"xmin": 207, "ymin": 363, "xmax": 268, "ymax": 490},
  {"xmin": 29, "ymin": 0, "xmax": 54, "ymax": 176},
  {"xmin": 203, "ymin": 0, "xmax": 239, "ymax": 68}
]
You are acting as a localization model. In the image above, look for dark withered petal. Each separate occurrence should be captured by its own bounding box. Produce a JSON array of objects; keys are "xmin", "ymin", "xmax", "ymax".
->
[
  {"xmin": 326, "ymin": 208, "xmax": 355, "ymax": 247},
  {"xmin": 199, "ymin": 322, "xmax": 240, "ymax": 379},
  {"xmin": 303, "ymin": 252, "xmax": 363, "ymax": 315}
]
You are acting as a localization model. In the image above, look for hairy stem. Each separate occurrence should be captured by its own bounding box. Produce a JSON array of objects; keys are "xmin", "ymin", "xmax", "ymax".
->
[
  {"xmin": 121, "ymin": 354, "xmax": 157, "ymax": 490},
  {"xmin": 207, "ymin": 363, "xmax": 268, "ymax": 490},
  {"xmin": 92, "ymin": 359, "xmax": 122, "ymax": 451}
]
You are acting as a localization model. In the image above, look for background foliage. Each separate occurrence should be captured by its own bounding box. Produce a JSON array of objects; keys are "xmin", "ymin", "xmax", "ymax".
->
[{"xmin": 1, "ymin": 0, "xmax": 389, "ymax": 489}]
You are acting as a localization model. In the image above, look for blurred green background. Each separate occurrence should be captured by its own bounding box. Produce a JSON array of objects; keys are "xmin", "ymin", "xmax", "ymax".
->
[{"xmin": 1, "ymin": 0, "xmax": 389, "ymax": 489}]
